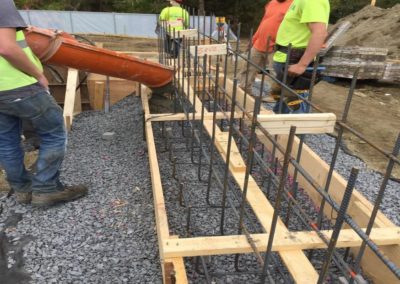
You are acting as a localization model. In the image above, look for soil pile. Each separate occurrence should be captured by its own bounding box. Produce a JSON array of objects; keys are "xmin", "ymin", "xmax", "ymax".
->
[{"xmin": 333, "ymin": 4, "xmax": 400, "ymax": 58}]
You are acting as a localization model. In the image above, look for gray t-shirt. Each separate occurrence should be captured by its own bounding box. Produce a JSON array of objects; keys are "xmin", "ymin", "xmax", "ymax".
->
[{"xmin": 0, "ymin": 0, "xmax": 46, "ymax": 99}]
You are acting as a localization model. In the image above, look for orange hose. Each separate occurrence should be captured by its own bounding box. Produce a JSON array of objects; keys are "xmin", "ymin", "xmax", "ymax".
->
[{"xmin": 24, "ymin": 26, "xmax": 174, "ymax": 88}]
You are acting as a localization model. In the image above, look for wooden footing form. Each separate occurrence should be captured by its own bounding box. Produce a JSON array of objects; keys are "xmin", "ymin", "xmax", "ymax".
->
[{"xmin": 141, "ymin": 70, "xmax": 400, "ymax": 283}]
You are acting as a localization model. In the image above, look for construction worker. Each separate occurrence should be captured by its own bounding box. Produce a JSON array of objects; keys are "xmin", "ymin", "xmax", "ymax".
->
[
  {"xmin": 0, "ymin": 0, "xmax": 88, "ymax": 206},
  {"xmin": 272, "ymin": 0, "xmax": 330, "ymax": 113},
  {"xmin": 159, "ymin": 0, "xmax": 190, "ymax": 58},
  {"xmin": 239, "ymin": 0, "xmax": 293, "ymax": 97}
]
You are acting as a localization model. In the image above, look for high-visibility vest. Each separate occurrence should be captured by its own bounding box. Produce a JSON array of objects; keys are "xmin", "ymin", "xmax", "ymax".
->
[
  {"xmin": 0, "ymin": 30, "xmax": 43, "ymax": 91},
  {"xmin": 159, "ymin": 6, "xmax": 189, "ymax": 32}
]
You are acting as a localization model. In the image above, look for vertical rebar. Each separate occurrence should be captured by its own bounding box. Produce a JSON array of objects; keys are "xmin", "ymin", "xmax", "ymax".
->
[
  {"xmin": 197, "ymin": 55, "xmax": 208, "ymax": 181},
  {"xmin": 350, "ymin": 133, "xmax": 400, "ymax": 281},
  {"xmin": 220, "ymin": 23, "xmax": 241, "ymax": 235},
  {"xmin": 278, "ymin": 44, "xmax": 292, "ymax": 114},
  {"xmin": 191, "ymin": 46, "xmax": 199, "ymax": 163},
  {"xmin": 206, "ymin": 62, "xmax": 221, "ymax": 204},
  {"xmin": 315, "ymin": 69, "xmax": 359, "ymax": 230},
  {"xmin": 317, "ymin": 168, "xmax": 359, "ymax": 284},
  {"xmin": 260, "ymin": 126, "xmax": 297, "ymax": 283},
  {"xmin": 285, "ymin": 58, "xmax": 319, "ymax": 227},
  {"xmin": 235, "ymin": 77, "xmax": 263, "ymax": 268}
]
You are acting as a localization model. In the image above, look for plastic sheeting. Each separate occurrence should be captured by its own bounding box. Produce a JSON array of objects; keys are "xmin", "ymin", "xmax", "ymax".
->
[{"xmin": 19, "ymin": 10, "xmax": 217, "ymax": 38}]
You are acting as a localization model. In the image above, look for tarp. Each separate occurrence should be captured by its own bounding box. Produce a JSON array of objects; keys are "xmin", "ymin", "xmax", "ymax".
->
[{"xmin": 19, "ymin": 10, "xmax": 217, "ymax": 38}]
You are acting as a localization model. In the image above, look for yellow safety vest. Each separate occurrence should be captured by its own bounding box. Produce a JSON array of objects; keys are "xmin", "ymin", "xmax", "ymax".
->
[
  {"xmin": 159, "ymin": 6, "xmax": 189, "ymax": 33},
  {"xmin": 0, "ymin": 30, "xmax": 43, "ymax": 91}
]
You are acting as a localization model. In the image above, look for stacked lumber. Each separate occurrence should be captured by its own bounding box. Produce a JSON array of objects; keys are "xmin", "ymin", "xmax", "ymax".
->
[
  {"xmin": 382, "ymin": 60, "xmax": 400, "ymax": 82},
  {"xmin": 322, "ymin": 46, "xmax": 388, "ymax": 79},
  {"xmin": 322, "ymin": 46, "xmax": 400, "ymax": 81}
]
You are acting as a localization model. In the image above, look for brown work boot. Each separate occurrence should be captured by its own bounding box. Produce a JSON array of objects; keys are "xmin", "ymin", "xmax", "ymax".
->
[
  {"xmin": 15, "ymin": 192, "xmax": 32, "ymax": 204},
  {"xmin": 31, "ymin": 185, "xmax": 88, "ymax": 207}
]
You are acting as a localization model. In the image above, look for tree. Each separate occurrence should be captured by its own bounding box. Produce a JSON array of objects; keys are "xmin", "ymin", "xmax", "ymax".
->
[{"xmin": 198, "ymin": 0, "xmax": 205, "ymax": 16}]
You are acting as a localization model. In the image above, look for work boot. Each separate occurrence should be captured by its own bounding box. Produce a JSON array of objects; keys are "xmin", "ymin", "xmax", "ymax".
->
[
  {"xmin": 31, "ymin": 185, "xmax": 88, "ymax": 207},
  {"xmin": 15, "ymin": 192, "xmax": 32, "ymax": 204}
]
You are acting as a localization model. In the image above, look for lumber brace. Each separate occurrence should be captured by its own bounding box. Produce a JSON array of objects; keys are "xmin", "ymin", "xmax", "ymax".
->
[
  {"xmin": 257, "ymin": 113, "xmax": 337, "ymax": 135},
  {"xmin": 163, "ymin": 227, "xmax": 400, "ymax": 258}
]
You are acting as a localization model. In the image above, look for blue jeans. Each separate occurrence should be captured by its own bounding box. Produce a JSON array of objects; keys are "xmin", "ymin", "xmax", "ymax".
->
[
  {"xmin": 0, "ymin": 91, "xmax": 66, "ymax": 193},
  {"xmin": 272, "ymin": 62, "xmax": 309, "ymax": 114}
]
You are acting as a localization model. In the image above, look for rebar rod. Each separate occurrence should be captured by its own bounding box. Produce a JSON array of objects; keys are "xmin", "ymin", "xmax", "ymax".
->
[
  {"xmin": 317, "ymin": 168, "xmax": 359, "ymax": 284},
  {"xmin": 316, "ymin": 69, "xmax": 359, "ymax": 230},
  {"xmin": 350, "ymin": 133, "xmax": 400, "ymax": 282},
  {"xmin": 220, "ymin": 23, "xmax": 242, "ymax": 235},
  {"xmin": 260, "ymin": 126, "xmax": 297, "ymax": 283}
]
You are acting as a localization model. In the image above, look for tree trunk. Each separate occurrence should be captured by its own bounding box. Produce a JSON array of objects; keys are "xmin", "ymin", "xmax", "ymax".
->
[{"xmin": 198, "ymin": 0, "xmax": 205, "ymax": 15}]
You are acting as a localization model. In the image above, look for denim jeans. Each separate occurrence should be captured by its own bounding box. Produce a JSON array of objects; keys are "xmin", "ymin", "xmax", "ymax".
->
[
  {"xmin": 0, "ymin": 91, "xmax": 66, "ymax": 193},
  {"xmin": 272, "ymin": 62, "xmax": 309, "ymax": 114}
]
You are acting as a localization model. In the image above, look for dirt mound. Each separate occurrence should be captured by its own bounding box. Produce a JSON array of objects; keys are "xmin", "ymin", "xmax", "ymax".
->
[{"xmin": 333, "ymin": 4, "xmax": 400, "ymax": 58}]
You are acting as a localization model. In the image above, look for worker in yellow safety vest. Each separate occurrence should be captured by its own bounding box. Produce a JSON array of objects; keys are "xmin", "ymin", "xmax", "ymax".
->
[
  {"xmin": 159, "ymin": 0, "xmax": 190, "ymax": 58},
  {"xmin": 0, "ymin": 0, "xmax": 87, "ymax": 206}
]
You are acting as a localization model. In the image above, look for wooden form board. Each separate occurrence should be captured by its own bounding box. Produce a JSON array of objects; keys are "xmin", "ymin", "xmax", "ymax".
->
[
  {"xmin": 63, "ymin": 68, "xmax": 82, "ymax": 131},
  {"xmin": 222, "ymin": 78, "xmax": 400, "ymax": 284},
  {"xmin": 190, "ymin": 44, "xmax": 227, "ymax": 57},
  {"xmin": 163, "ymin": 227, "xmax": 400, "ymax": 258},
  {"xmin": 141, "ymin": 90, "xmax": 188, "ymax": 284},
  {"xmin": 257, "ymin": 113, "xmax": 336, "ymax": 135},
  {"xmin": 87, "ymin": 74, "xmax": 139, "ymax": 111},
  {"xmin": 167, "ymin": 29, "xmax": 198, "ymax": 39},
  {"xmin": 148, "ymin": 112, "xmax": 242, "ymax": 122},
  {"xmin": 177, "ymin": 72, "xmax": 320, "ymax": 282},
  {"xmin": 145, "ymin": 68, "xmax": 399, "ymax": 282}
]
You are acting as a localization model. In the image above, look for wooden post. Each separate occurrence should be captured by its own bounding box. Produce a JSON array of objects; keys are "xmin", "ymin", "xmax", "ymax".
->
[
  {"xmin": 63, "ymin": 68, "xmax": 80, "ymax": 131},
  {"xmin": 371, "ymin": 0, "xmax": 377, "ymax": 6}
]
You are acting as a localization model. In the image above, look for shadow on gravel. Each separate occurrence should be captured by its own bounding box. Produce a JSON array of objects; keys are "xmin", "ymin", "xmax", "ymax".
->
[{"xmin": 0, "ymin": 210, "xmax": 33, "ymax": 284}]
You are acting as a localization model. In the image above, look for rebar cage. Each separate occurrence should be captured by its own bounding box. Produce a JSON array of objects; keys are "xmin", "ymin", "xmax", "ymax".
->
[{"xmin": 142, "ymin": 6, "xmax": 400, "ymax": 284}]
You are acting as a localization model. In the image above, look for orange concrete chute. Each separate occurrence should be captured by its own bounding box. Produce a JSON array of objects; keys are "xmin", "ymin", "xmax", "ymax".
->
[{"xmin": 24, "ymin": 26, "xmax": 174, "ymax": 89}]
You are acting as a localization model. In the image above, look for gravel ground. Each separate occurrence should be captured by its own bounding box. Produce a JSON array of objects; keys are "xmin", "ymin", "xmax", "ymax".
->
[
  {"xmin": 305, "ymin": 134, "xmax": 400, "ymax": 226},
  {"xmin": 0, "ymin": 96, "xmax": 161, "ymax": 283},
  {"xmin": 0, "ymin": 94, "xmax": 397, "ymax": 283}
]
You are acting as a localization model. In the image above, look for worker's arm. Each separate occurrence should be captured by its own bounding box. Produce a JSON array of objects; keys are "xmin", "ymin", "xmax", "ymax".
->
[
  {"xmin": 288, "ymin": 22, "xmax": 327, "ymax": 76},
  {"xmin": 0, "ymin": 28, "xmax": 48, "ymax": 89}
]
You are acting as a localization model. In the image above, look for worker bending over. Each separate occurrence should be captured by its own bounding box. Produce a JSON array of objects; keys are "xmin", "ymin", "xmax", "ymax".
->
[
  {"xmin": 0, "ymin": 0, "xmax": 87, "ymax": 206},
  {"xmin": 272, "ymin": 0, "xmax": 330, "ymax": 113},
  {"xmin": 159, "ymin": 0, "xmax": 190, "ymax": 58},
  {"xmin": 239, "ymin": 0, "xmax": 293, "ymax": 97}
]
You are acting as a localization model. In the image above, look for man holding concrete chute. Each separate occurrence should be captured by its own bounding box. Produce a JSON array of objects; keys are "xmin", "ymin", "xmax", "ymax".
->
[
  {"xmin": 159, "ymin": 0, "xmax": 190, "ymax": 58},
  {"xmin": 0, "ymin": 0, "xmax": 87, "ymax": 206},
  {"xmin": 239, "ymin": 0, "xmax": 293, "ymax": 97},
  {"xmin": 272, "ymin": 0, "xmax": 330, "ymax": 113}
]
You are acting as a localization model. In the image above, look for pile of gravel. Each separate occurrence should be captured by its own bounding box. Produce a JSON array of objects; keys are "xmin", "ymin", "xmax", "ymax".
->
[{"xmin": 0, "ymin": 96, "xmax": 161, "ymax": 283}]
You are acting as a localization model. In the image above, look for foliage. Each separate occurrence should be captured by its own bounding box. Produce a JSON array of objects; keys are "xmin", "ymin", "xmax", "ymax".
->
[{"xmin": 14, "ymin": 0, "xmax": 399, "ymax": 32}]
